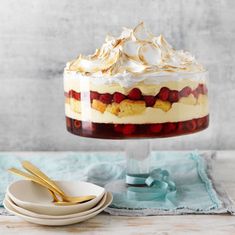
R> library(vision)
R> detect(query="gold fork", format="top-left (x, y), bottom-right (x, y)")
top-left (8, 167), bottom-right (95, 205)
top-left (21, 161), bottom-right (96, 203)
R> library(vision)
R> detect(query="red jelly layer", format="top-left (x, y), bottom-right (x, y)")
top-left (65, 115), bottom-right (209, 139)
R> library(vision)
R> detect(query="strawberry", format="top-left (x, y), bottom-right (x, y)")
top-left (90, 91), bottom-right (100, 101)
top-left (168, 90), bottom-right (179, 103)
top-left (180, 87), bottom-right (192, 97)
top-left (149, 124), bottom-right (162, 133)
top-left (114, 124), bottom-right (123, 133)
top-left (185, 120), bottom-right (197, 131)
top-left (128, 88), bottom-right (142, 100)
top-left (163, 123), bottom-right (176, 134)
top-left (158, 87), bottom-right (170, 101)
top-left (122, 124), bottom-right (136, 135)
top-left (113, 92), bottom-right (126, 103)
top-left (144, 96), bottom-right (156, 107)
top-left (99, 93), bottom-right (113, 104)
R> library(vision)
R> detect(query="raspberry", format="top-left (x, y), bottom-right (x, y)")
top-left (122, 124), bottom-right (136, 135)
top-left (114, 124), bottom-right (123, 133)
top-left (92, 123), bottom-right (97, 131)
top-left (113, 92), bottom-right (126, 103)
top-left (196, 84), bottom-right (204, 94)
top-left (149, 124), bottom-right (162, 133)
top-left (74, 120), bottom-right (81, 129)
top-left (158, 87), bottom-right (170, 101)
top-left (74, 91), bottom-right (80, 100)
top-left (90, 91), bottom-right (100, 101)
top-left (144, 96), bottom-right (156, 107)
top-left (99, 93), bottom-right (113, 104)
top-left (197, 84), bottom-right (208, 95)
top-left (180, 87), bottom-right (192, 97)
top-left (185, 120), bottom-right (197, 131)
top-left (168, 90), bottom-right (179, 103)
top-left (68, 90), bottom-right (73, 97)
top-left (69, 90), bottom-right (80, 100)
top-left (163, 123), bottom-right (176, 134)
top-left (196, 117), bottom-right (205, 128)
top-left (128, 88), bottom-right (142, 100)
top-left (177, 122), bottom-right (185, 132)
top-left (66, 117), bottom-right (71, 128)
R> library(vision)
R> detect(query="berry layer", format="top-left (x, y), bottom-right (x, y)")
top-left (65, 115), bottom-right (209, 139)
top-left (64, 84), bottom-right (208, 124)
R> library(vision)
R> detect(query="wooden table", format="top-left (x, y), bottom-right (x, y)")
top-left (0, 151), bottom-right (235, 234)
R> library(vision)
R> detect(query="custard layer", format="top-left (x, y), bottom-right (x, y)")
top-left (65, 102), bottom-right (208, 124)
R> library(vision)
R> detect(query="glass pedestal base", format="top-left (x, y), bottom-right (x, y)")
top-left (105, 178), bottom-right (177, 211)
top-left (105, 140), bottom-right (176, 209)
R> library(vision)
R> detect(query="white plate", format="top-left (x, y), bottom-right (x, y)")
top-left (7, 180), bottom-right (105, 215)
top-left (5, 192), bottom-right (107, 219)
top-left (3, 192), bottom-right (113, 226)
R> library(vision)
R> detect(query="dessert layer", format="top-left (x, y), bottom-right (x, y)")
top-left (65, 100), bottom-right (208, 124)
top-left (64, 72), bottom-right (207, 95)
top-left (65, 115), bottom-right (209, 139)
top-left (65, 83), bottom-right (208, 104)
top-left (65, 23), bottom-right (205, 77)
top-left (66, 92), bottom-right (208, 116)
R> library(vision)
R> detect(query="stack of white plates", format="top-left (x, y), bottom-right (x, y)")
top-left (4, 180), bottom-right (112, 226)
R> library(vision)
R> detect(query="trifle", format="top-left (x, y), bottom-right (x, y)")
top-left (64, 23), bottom-right (209, 139)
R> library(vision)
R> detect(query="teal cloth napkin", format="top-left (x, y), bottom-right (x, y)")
top-left (0, 151), bottom-right (233, 215)
top-left (106, 151), bottom-right (224, 215)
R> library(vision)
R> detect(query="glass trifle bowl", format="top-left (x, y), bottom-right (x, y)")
top-left (63, 23), bottom-right (209, 207)
top-left (64, 71), bottom-right (208, 139)
top-left (64, 23), bottom-right (209, 139)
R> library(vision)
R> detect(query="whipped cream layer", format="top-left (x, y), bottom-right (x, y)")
top-left (65, 101), bottom-right (208, 124)
top-left (64, 71), bottom-right (207, 95)
top-left (65, 22), bottom-right (205, 84)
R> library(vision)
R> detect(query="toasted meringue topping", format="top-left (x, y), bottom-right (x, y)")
top-left (66, 22), bottom-right (204, 76)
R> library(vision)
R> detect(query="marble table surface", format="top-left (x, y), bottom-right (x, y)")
top-left (0, 151), bottom-right (235, 235)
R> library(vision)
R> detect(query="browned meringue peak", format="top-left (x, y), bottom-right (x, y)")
top-left (67, 22), bottom-right (204, 75)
